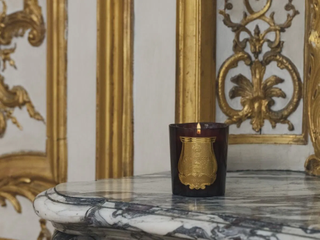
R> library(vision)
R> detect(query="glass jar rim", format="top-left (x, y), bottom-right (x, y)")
top-left (169, 122), bottom-right (229, 129)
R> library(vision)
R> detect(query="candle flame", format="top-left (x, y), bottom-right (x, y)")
top-left (197, 122), bottom-right (201, 135)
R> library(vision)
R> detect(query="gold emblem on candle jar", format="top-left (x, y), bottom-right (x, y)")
top-left (178, 137), bottom-right (217, 190)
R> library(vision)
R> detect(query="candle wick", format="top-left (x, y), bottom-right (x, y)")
top-left (197, 122), bottom-right (201, 135)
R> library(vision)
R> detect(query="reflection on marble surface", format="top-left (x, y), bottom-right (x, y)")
top-left (34, 171), bottom-right (320, 240)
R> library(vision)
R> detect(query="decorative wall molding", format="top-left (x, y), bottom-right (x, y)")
top-left (0, 0), bottom-right (45, 46)
top-left (175, 0), bottom-right (216, 123)
top-left (218, 0), bottom-right (302, 133)
top-left (0, 175), bottom-right (53, 213)
top-left (305, 0), bottom-right (320, 176)
top-left (0, 0), bottom-right (45, 136)
top-left (0, 0), bottom-right (67, 213)
top-left (96, 0), bottom-right (133, 179)
top-left (217, 0), bottom-right (307, 145)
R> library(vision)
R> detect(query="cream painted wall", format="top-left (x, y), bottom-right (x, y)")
top-left (67, 0), bottom-right (96, 182)
top-left (0, 0), bottom-right (97, 239)
top-left (133, 0), bottom-right (176, 175)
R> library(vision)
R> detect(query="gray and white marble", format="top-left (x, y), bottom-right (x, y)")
top-left (34, 171), bottom-right (320, 240)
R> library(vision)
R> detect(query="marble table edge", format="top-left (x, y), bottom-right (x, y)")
top-left (33, 185), bottom-right (320, 240)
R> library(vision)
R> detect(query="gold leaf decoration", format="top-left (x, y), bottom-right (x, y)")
top-left (0, 177), bottom-right (53, 213)
top-left (0, 74), bottom-right (44, 136)
top-left (217, 0), bottom-right (302, 132)
top-left (0, 44), bottom-right (17, 71)
top-left (305, 0), bottom-right (320, 176)
top-left (0, 0), bottom-right (45, 46)
top-left (37, 219), bottom-right (51, 240)
top-left (0, 0), bottom-right (45, 136)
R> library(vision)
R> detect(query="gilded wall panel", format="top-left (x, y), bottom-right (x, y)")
top-left (176, 0), bottom-right (320, 171)
top-left (0, 0), bottom-right (67, 232)
top-left (216, 0), bottom-right (307, 145)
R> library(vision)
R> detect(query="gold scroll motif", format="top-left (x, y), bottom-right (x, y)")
top-left (305, 0), bottom-right (320, 176)
top-left (178, 137), bottom-right (217, 190)
top-left (0, 0), bottom-right (45, 136)
top-left (0, 176), bottom-right (53, 213)
top-left (218, 0), bottom-right (302, 133)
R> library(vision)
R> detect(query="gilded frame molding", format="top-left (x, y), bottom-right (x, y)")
top-left (96, 0), bottom-right (133, 179)
top-left (176, 0), bottom-right (216, 123)
top-left (0, 0), bottom-right (67, 213)
top-left (176, 0), bottom-right (308, 145)
top-left (304, 0), bottom-right (320, 176)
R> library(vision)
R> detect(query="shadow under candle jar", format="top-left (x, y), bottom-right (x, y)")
top-left (169, 122), bottom-right (229, 197)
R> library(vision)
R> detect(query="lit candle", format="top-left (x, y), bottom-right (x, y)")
top-left (197, 122), bottom-right (201, 135)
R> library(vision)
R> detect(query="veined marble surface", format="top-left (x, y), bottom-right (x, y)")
top-left (34, 171), bottom-right (320, 240)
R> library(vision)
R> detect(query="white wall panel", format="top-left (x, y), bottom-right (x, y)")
top-left (67, 0), bottom-right (96, 182)
top-left (134, 0), bottom-right (176, 175)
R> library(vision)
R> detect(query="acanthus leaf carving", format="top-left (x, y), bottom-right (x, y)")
top-left (218, 0), bottom-right (302, 133)
top-left (0, 176), bottom-right (54, 213)
top-left (0, 0), bottom-right (45, 46)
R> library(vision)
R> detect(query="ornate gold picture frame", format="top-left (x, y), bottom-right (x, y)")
top-left (0, 0), bottom-right (67, 213)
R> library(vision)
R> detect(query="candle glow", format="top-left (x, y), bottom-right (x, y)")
top-left (197, 122), bottom-right (201, 135)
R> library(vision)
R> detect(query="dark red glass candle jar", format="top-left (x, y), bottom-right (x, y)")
top-left (169, 122), bottom-right (229, 197)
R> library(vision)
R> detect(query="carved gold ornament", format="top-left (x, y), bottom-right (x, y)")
top-left (0, 176), bottom-right (53, 213)
top-left (0, 176), bottom-right (53, 238)
top-left (305, 0), bottom-right (320, 176)
top-left (0, 0), bottom-right (45, 136)
top-left (37, 219), bottom-right (52, 240)
top-left (178, 137), bottom-right (217, 190)
top-left (218, 0), bottom-right (302, 132)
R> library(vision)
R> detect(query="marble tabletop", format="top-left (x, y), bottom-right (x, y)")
top-left (34, 171), bottom-right (320, 240)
